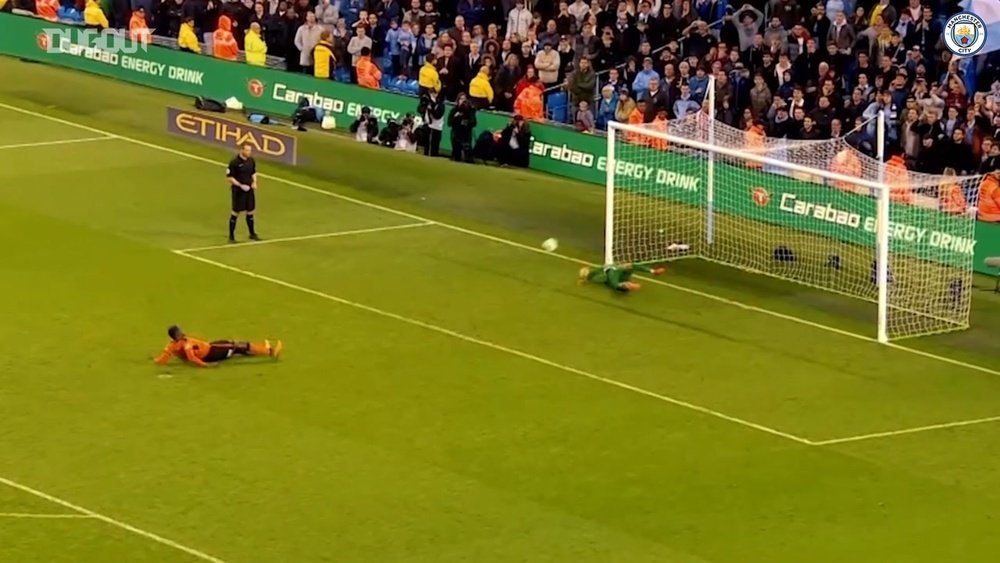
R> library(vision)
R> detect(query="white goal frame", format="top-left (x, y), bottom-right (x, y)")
top-left (607, 115), bottom-right (896, 343)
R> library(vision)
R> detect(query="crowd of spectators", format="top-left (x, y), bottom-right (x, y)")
top-left (14, 0), bottom-right (1000, 206)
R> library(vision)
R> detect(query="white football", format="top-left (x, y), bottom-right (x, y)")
top-left (541, 238), bottom-right (559, 252)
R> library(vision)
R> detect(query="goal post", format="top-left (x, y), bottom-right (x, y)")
top-left (605, 115), bottom-right (981, 343)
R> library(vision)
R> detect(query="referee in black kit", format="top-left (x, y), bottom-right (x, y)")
top-left (227, 142), bottom-right (260, 243)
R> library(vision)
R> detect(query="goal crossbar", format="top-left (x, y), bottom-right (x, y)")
top-left (609, 120), bottom-right (886, 192)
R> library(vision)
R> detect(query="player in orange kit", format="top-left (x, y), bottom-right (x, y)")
top-left (154, 325), bottom-right (282, 367)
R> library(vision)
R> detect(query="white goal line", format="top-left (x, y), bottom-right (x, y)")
top-left (177, 222), bottom-right (435, 253)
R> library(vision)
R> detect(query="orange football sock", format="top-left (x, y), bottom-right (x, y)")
top-left (249, 342), bottom-right (270, 356)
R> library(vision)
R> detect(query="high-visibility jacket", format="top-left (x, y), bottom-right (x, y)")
top-left (468, 68), bottom-right (494, 105)
top-left (212, 16), bottom-right (239, 61)
top-left (626, 108), bottom-right (644, 144)
top-left (648, 117), bottom-right (668, 150)
top-left (178, 21), bottom-right (201, 53)
top-left (978, 174), bottom-right (1000, 222)
top-left (83, 0), bottom-right (109, 28)
top-left (313, 40), bottom-right (334, 77)
top-left (245, 29), bottom-right (268, 66)
top-left (35, 0), bottom-right (58, 21)
top-left (356, 56), bottom-right (382, 88)
top-left (129, 12), bottom-right (151, 45)
top-left (939, 183), bottom-right (967, 214)
top-left (830, 149), bottom-right (863, 193)
top-left (885, 155), bottom-right (913, 204)
top-left (744, 124), bottom-right (765, 169)
top-left (177, 23), bottom-right (201, 53)
top-left (513, 84), bottom-right (544, 121)
top-left (418, 62), bottom-right (441, 93)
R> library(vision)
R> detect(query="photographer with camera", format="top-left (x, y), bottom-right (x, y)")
top-left (394, 114), bottom-right (419, 152)
top-left (418, 89), bottom-right (446, 157)
top-left (448, 92), bottom-right (477, 163)
top-left (349, 106), bottom-right (380, 144)
top-left (498, 115), bottom-right (531, 168)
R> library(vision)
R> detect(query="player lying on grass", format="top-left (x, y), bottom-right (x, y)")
top-left (154, 325), bottom-right (282, 368)
top-left (578, 263), bottom-right (665, 292)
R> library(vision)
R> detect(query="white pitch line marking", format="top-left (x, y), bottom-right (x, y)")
top-left (3, 102), bottom-right (996, 381)
top-left (813, 415), bottom-right (1000, 446)
top-left (0, 136), bottom-right (114, 150)
top-left (0, 512), bottom-right (96, 519)
top-left (0, 477), bottom-right (226, 562)
top-left (175, 249), bottom-right (815, 446)
top-left (179, 221), bottom-right (435, 253)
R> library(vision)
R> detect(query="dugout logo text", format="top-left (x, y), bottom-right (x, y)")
top-left (166, 108), bottom-right (298, 165)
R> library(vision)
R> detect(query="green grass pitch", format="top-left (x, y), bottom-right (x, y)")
top-left (4, 56), bottom-right (1000, 562)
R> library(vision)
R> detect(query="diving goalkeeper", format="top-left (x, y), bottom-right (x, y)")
top-left (578, 263), bottom-right (665, 292)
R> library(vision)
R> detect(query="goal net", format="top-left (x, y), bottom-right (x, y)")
top-left (606, 111), bottom-right (982, 343)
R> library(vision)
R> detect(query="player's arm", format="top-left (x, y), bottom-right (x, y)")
top-left (251, 172), bottom-right (258, 190)
top-left (630, 264), bottom-right (665, 275)
top-left (153, 345), bottom-right (174, 365)
top-left (182, 344), bottom-right (211, 368)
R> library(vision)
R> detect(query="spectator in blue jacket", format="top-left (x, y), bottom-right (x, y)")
top-left (386, 19), bottom-right (402, 73)
top-left (595, 84), bottom-right (618, 130)
top-left (688, 65), bottom-right (709, 103)
top-left (632, 56), bottom-right (659, 98)
top-left (673, 84), bottom-right (701, 119)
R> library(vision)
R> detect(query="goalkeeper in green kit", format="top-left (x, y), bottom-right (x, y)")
top-left (578, 263), bottom-right (665, 292)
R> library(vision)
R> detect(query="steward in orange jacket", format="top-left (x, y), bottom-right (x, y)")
top-left (647, 109), bottom-right (669, 150)
top-left (213, 15), bottom-right (239, 61)
top-left (626, 101), bottom-right (646, 145)
top-left (885, 153), bottom-right (913, 204)
top-left (35, 0), bottom-right (58, 21)
top-left (745, 121), bottom-right (765, 169)
top-left (938, 169), bottom-right (968, 214)
top-left (513, 83), bottom-right (544, 121)
top-left (978, 173), bottom-right (1000, 222)
top-left (129, 8), bottom-right (151, 45)
top-left (355, 47), bottom-right (382, 89)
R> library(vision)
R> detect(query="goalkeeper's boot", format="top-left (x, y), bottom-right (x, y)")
top-left (651, 267), bottom-right (666, 276)
top-left (623, 282), bottom-right (641, 291)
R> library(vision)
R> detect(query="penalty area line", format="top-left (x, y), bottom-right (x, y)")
top-left (174, 250), bottom-right (816, 446)
top-left (3, 102), bottom-right (998, 380)
top-left (812, 414), bottom-right (1000, 446)
top-left (178, 222), bottom-right (436, 253)
top-left (0, 476), bottom-right (226, 562)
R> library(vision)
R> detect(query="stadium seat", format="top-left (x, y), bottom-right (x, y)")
top-left (58, 6), bottom-right (83, 22)
top-left (380, 72), bottom-right (394, 90)
top-left (334, 67), bottom-right (351, 83)
top-left (404, 79), bottom-right (419, 95)
top-left (546, 91), bottom-right (569, 124)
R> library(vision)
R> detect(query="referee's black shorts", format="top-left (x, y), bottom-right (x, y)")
top-left (231, 188), bottom-right (256, 213)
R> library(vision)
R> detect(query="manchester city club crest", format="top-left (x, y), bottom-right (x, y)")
top-left (944, 12), bottom-right (988, 55)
